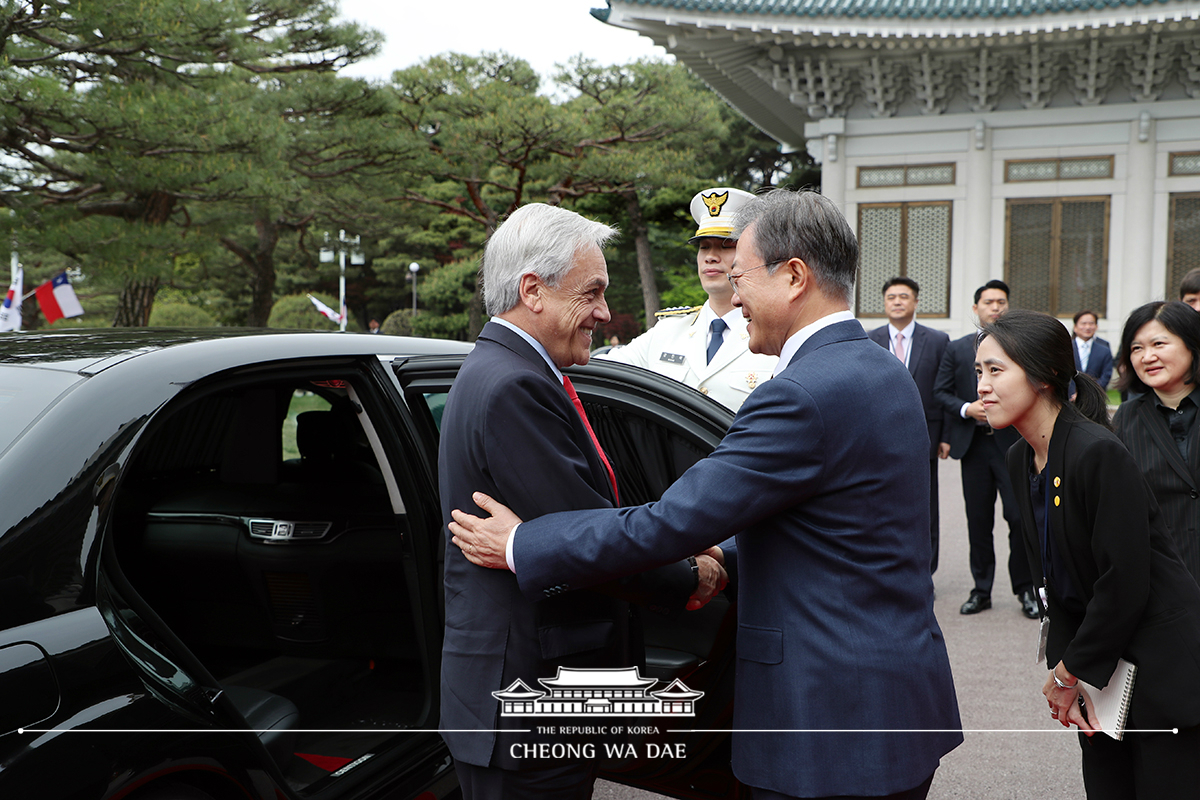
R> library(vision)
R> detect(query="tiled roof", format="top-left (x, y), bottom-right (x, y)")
top-left (603, 0), bottom-right (1177, 20)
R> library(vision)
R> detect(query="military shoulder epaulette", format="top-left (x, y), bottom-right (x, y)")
top-left (654, 305), bottom-right (702, 319)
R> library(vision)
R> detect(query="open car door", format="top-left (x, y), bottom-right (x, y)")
top-left (393, 354), bottom-right (744, 800)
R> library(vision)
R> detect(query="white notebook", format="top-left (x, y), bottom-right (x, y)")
top-left (1077, 658), bottom-right (1137, 741)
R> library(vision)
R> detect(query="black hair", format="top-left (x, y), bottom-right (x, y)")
top-left (1072, 309), bottom-right (1097, 326)
top-left (973, 279), bottom-right (1010, 305)
top-left (1179, 268), bottom-right (1200, 299)
top-left (882, 276), bottom-right (919, 296)
top-left (1117, 301), bottom-right (1200, 396)
top-left (978, 309), bottom-right (1110, 429)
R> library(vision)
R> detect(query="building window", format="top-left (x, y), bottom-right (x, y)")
top-left (856, 202), bottom-right (951, 317)
top-left (1005, 157), bottom-right (1113, 182)
top-left (1005, 197), bottom-right (1109, 317)
top-left (1171, 153), bottom-right (1200, 177)
top-left (857, 163), bottom-right (955, 188)
top-left (1168, 193), bottom-right (1200, 294)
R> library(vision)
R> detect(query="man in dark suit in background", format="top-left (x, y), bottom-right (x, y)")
top-left (450, 190), bottom-right (963, 800)
top-left (935, 279), bottom-right (1038, 619)
top-left (869, 277), bottom-right (950, 573)
top-left (437, 202), bottom-right (725, 800)
top-left (1071, 310), bottom-right (1113, 390)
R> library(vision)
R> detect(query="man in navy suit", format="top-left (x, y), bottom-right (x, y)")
top-left (868, 277), bottom-right (949, 573)
top-left (934, 280), bottom-right (1037, 619)
top-left (450, 190), bottom-right (962, 800)
top-left (1071, 310), bottom-right (1113, 389)
top-left (437, 203), bottom-right (725, 799)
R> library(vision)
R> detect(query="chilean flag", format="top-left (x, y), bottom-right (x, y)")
top-left (0, 268), bottom-right (21, 332)
top-left (35, 272), bottom-right (85, 324)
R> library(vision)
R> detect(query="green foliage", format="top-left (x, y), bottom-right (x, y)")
top-left (149, 303), bottom-right (218, 328)
top-left (268, 292), bottom-right (343, 330)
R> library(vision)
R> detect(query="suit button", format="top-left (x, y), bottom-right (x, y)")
top-left (699, 387), bottom-right (709, 395)
top-left (1191, 490), bottom-right (1198, 499)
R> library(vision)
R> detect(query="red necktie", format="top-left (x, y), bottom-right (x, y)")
top-left (562, 375), bottom-right (619, 504)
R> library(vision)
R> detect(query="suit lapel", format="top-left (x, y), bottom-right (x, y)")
top-left (1135, 398), bottom-right (1197, 489)
top-left (906, 324), bottom-right (925, 378)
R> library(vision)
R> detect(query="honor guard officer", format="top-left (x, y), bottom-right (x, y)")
top-left (601, 187), bottom-right (778, 411)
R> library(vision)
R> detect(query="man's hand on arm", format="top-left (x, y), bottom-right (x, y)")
top-left (965, 399), bottom-right (989, 423)
top-left (450, 492), bottom-right (522, 570)
top-left (687, 552), bottom-right (729, 611)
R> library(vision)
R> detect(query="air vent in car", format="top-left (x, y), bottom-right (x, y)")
top-left (247, 519), bottom-right (332, 542)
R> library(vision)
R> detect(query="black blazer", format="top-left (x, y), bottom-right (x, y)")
top-left (934, 332), bottom-right (1021, 459)
top-left (1112, 393), bottom-right (1200, 582)
top-left (1074, 336), bottom-right (1114, 390)
top-left (437, 322), bottom-right (695, 769)
top-left (1007, 412), bottom-right (1200, 729)
top-left (868, 322), bottom-right (950, 460)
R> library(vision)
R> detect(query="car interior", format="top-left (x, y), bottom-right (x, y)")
top-left (108, 371), bottom-right (425, 792)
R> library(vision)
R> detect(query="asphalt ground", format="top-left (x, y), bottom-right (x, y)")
top-left (596, 455), bottom-right (1087, 800)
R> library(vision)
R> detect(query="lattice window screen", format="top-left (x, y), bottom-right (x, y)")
top-left (1168, 194), bottom-right (1200, 293)
top-left (1008, 161), bottom-right (1059, 182)
top-left (858, 205), bottom-right (902, 316)
top-left (859, 167), bottom-right (905, 187)
top-left (1007, 201), bottom-right (1054, 311)
top-left (1059, 159), bottom-right (1112, 180)
top-left (905, 204), bottom-right (951, 315)
top-left (1007, 198), bottom-right (1108, 316)
top-left (1058, 200), bottom-right (1107, 315)
top-left (906, 165), bottom-right (955, 185)
top-left (857, 202), bottom-right (950, 317)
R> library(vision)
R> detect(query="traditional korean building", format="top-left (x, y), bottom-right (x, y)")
top-left (594, 0), bottom-right (1200, 339)
top-left (492, 667), bottom-right (704, 716)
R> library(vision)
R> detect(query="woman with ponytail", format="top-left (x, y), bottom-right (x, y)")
top-left (977, 309), bottom-right (1200, 798)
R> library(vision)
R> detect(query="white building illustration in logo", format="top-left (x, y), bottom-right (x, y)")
top-left (492, 667), bottom-right (704, 717)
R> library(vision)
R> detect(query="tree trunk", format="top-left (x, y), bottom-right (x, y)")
top-left (220, 211), bottom-right (280, 327)
top-left (625, 191), bottom-right (660, 327)
top-left (112, 276), bottom-right (160, 327)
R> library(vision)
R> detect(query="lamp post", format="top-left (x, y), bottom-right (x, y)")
top-left (408, 262), bottom-right (420, 315)
top-left (319, 230), bottom-right (364, 331)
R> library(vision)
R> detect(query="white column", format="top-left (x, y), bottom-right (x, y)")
top-left (963, 121), bottom-right (993, 310)
top-left (1121, 113), bottom-right (1156, 321)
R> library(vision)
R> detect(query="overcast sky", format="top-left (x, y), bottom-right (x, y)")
top-left (334, 0), bottom-right (670, 82)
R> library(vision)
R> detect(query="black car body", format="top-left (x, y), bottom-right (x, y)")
top-left (0, 329), bottom-right (742, 800)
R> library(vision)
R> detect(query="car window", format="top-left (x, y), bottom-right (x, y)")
top-left (422, 391), bottom-right (448, 431)
top-left (0, 367), bottom-right (83, 456)
top-left (282, 390), bottom-right (332, 460)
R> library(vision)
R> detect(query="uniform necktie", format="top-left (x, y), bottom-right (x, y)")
top-left (707, 318), bottom-right (727, 364)
top-left (894, 332), bottom-right (906, 363)
top-left (562, 375), bottom-right (619, 504)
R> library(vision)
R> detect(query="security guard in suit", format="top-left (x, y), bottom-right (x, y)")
top-left (602, 187), bottom-right (777, 411)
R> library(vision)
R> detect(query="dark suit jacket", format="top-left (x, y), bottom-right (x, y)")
top-left (437, 321), bottom-right (695, 769)
top-left (1112, 393), bottom-right (1200, 582)
top-left (868, 322), bottom-right (950, 459)
top-left (1007, 412), bottom-right (1200, 730)
top-left (513, 320), bottom-right (962, 797)
top-left (935, 332), bottom-right (1021, 459)
top-left (1074, 336), bottom-right (1114, 390)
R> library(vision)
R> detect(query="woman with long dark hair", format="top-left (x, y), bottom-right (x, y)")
top-left (1112, 301), bottom-right (1200, 584)
top-left (977, 308), bottom-right (1200, 798)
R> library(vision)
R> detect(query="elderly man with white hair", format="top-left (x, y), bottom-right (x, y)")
top-left (437, 202), bottom-right (726, 800)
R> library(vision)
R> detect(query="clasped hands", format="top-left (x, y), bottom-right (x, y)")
top-left (449, 491), bottom-right (729, 611)
top-left (1043, 661), bottom-right (1101, 736)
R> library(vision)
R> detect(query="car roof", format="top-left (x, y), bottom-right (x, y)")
top-left (0, 328), bottom-right (473, 375)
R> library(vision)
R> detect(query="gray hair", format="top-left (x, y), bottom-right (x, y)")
top-left (731, 189), bottom-right (859, 305)
top-left (482, 203), bottom-right (618, 315)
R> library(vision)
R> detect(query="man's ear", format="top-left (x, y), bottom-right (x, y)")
top-left (518, 273), bottom-right (544, 313)
top-left (785, 257), bottom-right (810, 300)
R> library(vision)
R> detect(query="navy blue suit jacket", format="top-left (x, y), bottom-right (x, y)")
top-left (513, 320), bottom-right (963, 796)
top-left (438, 321), bottom-right (695, 769)
top-left (1073, 336), bottom-right (1114, 390)
top-left (868, 322), bottom-right (950, 460)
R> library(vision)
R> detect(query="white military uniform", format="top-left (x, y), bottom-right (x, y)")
top-left (601, 302), bottom-right (777, 411)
